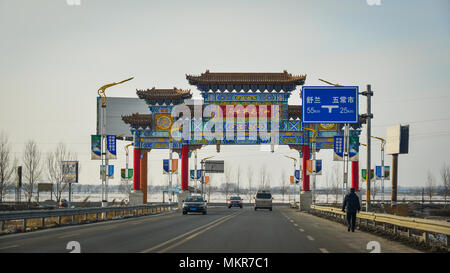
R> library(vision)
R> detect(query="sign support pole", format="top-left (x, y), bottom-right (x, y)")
top-left (364, 84), bottom-right (373, 212)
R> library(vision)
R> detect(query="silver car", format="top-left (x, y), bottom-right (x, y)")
top-left (254, 191), bottom-right (273, 211)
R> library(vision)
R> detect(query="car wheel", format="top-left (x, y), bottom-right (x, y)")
top-left (183, 211), bottom-right (187, 215)
top-left (269, 208), bottom-right (272, 211)
top-left (203, 211), bottom-right (207, 215)
top-left (254, 207), bottom-right (257, 211)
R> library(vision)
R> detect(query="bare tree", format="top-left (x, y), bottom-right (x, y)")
top-left (259, 164), bottom-right (269, 190)
top-left (223, 164), bottom-right (232, 201)
top-left (235, 165), bottom-right (241, 196)
top-left (280, 170), bottom-right (287, 203)
top-left (0, 132), bottom-right (16, 202)
top-left (23, 140), bottom-right (42, 204)
top-left (247, 165), bottom-right (254, 203)
top-left (331, 164), bottom-right (341, 203)
top-left (440, 163), bottom-right (450, 207)
top-left (325, 174), bottom-right (330, 204)
top-left (425, 171), bottom-right (435, 203)
top-left (46, 142), bottom-right (78, 202)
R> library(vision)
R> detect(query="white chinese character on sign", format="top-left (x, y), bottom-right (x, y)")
top-left (314, 97), bottom-right (321, 104)
top-left (332, 97), bottom-right (339, 103)
top-left (348, 96), bottom-right (354, 103)
top-left (340, 96), bottom-right (347, 103)
top-left (307, 96), bottom-right (314, 104)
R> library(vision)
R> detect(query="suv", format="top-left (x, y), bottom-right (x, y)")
top-left (254, 191), bottom-right (272, 211)
top-left (228, 196), bottom-right (243, 208)
top-left (182, 195), bottom-right (207, 215)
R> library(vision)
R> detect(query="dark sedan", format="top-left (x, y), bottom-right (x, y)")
top-left (182, 195), bottom-right (207, 215)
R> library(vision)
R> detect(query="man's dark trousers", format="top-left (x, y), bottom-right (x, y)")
top-left (346, 211), bottom-right (357, 232)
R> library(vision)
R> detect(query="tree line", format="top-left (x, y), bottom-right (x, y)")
top-left (0, 131), bottom-right (79, 203)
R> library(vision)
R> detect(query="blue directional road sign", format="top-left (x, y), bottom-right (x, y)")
top-left (302, 86), bottom-right (359, 124)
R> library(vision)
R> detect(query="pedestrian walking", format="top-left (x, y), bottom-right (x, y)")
top-left (342, 188), bottom-right (361, 232)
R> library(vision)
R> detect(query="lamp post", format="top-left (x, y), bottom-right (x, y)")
top-left (124, 143), bottom-right (133, 200)
top-left (200, 156), bottom-right (215, 199)
top-left (97, 77), bottom-right (134, 205)
top-left (371, 136), bottom-right (386, 202)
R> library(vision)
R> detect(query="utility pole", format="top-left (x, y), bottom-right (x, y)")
top-left (360, 84), bottom-right (373, 212)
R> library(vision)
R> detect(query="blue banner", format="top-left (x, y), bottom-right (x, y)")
top-left (106, 135), bottom-right (117, 159)
top-left (163, 159), bottom-right (170, 173)
top-left (294, 170), bottom-right (300, 180)
top-left (190, 170), bottom-right (202, 179)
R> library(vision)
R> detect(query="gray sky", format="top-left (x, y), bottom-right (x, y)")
top-left (0, 0), bottom-right (449, 189)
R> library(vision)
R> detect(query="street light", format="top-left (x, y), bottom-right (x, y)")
top-left (284, 155), bottom-right (297, 204)
top-left (124, 143), bottom-right (133, 199)
top-left (200, 156), bottom-right (215, 199)
top-left (97, 77), bottom-right (134, 205)
top-left (371, 136), bottom-right (386, 202)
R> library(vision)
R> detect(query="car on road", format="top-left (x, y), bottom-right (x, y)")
top-left (228, 196), bottom-right (243, 208)
top-left (182, 195), bottom-right (207, 215)
top-left (254, 191), bottom-right (272, 211)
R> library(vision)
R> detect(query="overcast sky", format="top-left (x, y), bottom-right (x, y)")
top-left (0, 0), bottom-right (449, 190)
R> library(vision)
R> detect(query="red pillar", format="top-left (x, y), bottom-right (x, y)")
top-left (302, 145), bottom-right (310, 191)
top-left (140, 150), bottom-right (148, 203)
top-left (133, 148), bottom-right (141, 191)
top-left (352, 161), bottom-right (359, 191)
top-left (181, 145), bottom-right (189, 192)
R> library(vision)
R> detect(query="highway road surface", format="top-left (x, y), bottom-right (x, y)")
top-left (0, 205), bottom-right (420, 253)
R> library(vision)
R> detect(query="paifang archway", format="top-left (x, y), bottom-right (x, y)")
top-left (122, 70), bottom-right (365, 205)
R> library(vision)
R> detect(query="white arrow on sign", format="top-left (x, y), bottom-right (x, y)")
top-left (321, 105), bottom-right (339, 113)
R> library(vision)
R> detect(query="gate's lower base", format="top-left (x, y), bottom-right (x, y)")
top-left (299, 191), bottom-right (312, 211)
top-left (129, 190), bottom-right (144, 206)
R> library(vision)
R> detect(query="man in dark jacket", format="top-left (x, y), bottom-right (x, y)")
top-left (342, 188), bottom-right (361, 232)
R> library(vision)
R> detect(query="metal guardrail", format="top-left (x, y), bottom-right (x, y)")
top-left (0, 203), bottom-right (178, 232)
top-left (310, 205), bottom-right (450, 247)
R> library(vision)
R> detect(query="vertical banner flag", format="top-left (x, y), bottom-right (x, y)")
top-left (361, 169), bottom-right (375, 181)
top-left (91, 135), bottom-right (101, 160)
top-left (106, 135), bottom-right (117, 159)
top-left (190, 170), bottom-right (202, 180)
top-left (375, 166), bottom-right (390, 180)
top-left (62, 161), bottom-right (78, 183)
top-left (294, 170), bottom-right (300, 180)
top-left (205, 176), bottom-right (210, 184)
top-left (306, 160), bottom-right (322, 175)
top-left (349, 136), bottom-right (359, 161)
top-left (163, 159), bottom-right (170, 174)
top-left (333, 136), bottom-right (344, 161)
top-left (334, 136), bottom-right (359, 161)
top-left (121, 169), bottom-right (133, 181)
top-left (290, 176), bottom-right (295, 185)
top-left (172, 159), bottom-right (178, 173)
top-left (100, 165), bottom-right (114, 179)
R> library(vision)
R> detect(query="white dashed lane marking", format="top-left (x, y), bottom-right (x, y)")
top-left (0, 244), bottom-right (19, 250)
top-left (319, 248), bottom-right (329, 253)
top-left (307, 235), bottom-right (315, 241)
top-left (299, 229), bottom-right (304, 232)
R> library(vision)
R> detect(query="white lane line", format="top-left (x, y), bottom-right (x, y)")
top-left (299, 229), bottom-right (305, 232)
top-left (319, 248), bottom-right (329, 253)
top-left (58, 233), bottom-right (80, 239)
top-left (290, 220), bottom-right (294, 223)
top-left (0, 244), bottom-right (19, 250)
top-left (307, 235), bottom-right (315, 241)
top-left (293, 223), bottom-right (298, 227)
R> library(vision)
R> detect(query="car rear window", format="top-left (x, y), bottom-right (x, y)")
top-left (186, 196), bottom-right (204, 202)
top-left (256, 193), bottom-right (272, 199)
top-left (230, 197), bottom-right (241, 200)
